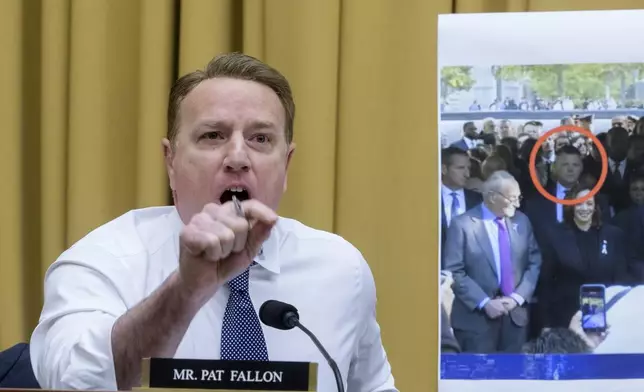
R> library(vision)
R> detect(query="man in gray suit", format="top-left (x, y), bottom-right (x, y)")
top-left (444, 170), bottom-right (542, 353)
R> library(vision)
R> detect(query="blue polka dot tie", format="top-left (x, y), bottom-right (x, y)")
top-left (220, 265), bottom-right (269, 361)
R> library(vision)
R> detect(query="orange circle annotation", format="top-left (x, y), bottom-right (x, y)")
top-left (528, 125), bottom-right (608, 206)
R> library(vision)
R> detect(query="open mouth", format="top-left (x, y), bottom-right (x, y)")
top-left (219, 187), bottom-right (250, 204)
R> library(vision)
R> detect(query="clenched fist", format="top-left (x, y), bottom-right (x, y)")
top-left (177, 199), bottom-right (278, 303)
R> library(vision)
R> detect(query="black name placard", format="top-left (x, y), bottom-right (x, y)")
top-left (140, 358), bottom-right (317, 391)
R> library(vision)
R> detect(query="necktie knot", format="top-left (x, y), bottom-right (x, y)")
top-left (449, 192), bottom-right (461, 220)
top-left (228, 269), bottom-right (250, 293)
top-left (227, 262), bottom-right (258, 293)
top-left (495, 217), bottom-right (506, 230)
top-left (614, 162), bottom-right (621, 173)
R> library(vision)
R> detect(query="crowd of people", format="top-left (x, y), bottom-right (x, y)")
top-left (462, 96), bottom-right (626, 112)
top-left (439, 113), bottom-right (644, 355)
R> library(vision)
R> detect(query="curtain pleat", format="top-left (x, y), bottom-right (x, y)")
top-left (136, 0), bottom-right (176, 208)
top-left (0, 0), bottom-right (25, 347)
top-left (178, 0), bottom-right (238, 75)
top-left (334, 2), bottom-right (437, 386)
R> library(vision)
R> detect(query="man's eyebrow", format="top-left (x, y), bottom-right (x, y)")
top-left (196, 121), bottom-right (230, 130)
top-left (248, 120), bottom-right (277, 130)
top-left (195, 120), bottom-right (277, 131)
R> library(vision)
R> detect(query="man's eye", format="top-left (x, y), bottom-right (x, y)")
top-left (203, 132), bottom-right (223, 140)
top-left (253, 134), bottom-right (269, 143)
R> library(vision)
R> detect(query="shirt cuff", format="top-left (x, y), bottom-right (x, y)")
top-left (510, 293), bottom-right (525, 306)
top-left (478, 297), bottom-right (490, 310)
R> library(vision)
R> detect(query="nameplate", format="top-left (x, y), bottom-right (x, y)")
top-left (139, 358), bottom-right (317, 391)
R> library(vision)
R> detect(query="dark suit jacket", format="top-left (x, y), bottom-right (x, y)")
top-left (450, 139), bottom-right (469, 151)
top-left (616, 206), bottom-right (644, 282)
top-left (538, 223), bottom-right (630, 328)
top-left (440, 189), bottom-right (483, 268)
top-left (0, 343), bottom-right (40, 388)
top-left (601, 161), bottom-right (636, 214)
top-left (444, 205), bottom-right (542, 333)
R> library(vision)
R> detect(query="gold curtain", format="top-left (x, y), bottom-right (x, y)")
top-left (1, 0), bottom-right (642, 391)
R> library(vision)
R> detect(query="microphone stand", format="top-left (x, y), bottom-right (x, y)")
top-left (292, 319), bottom-right (345, 392)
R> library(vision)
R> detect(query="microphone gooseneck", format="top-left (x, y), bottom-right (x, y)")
top-left (259, 300), bottom-right (346, 392)
top-left (292, 319), bottom-right (345, 392)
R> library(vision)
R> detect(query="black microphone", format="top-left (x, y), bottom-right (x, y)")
top-left (259, 300), bottom-right (345, 392)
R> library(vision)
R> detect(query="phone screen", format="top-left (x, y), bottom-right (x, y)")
top-left (580, 284), bottom-right (607, 333)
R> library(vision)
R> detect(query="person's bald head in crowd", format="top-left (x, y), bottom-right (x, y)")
top-left (482, 118), bottom-right (497, 136)
top-left (481, 170), bottom-right (521, 218)
top-left (612, 115), bottom-right (626, 129)
top-left (499, 120), bottom-right (514, 138)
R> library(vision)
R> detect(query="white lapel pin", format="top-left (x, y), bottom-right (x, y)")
top-left (601, 240), bottom-right (608, 255)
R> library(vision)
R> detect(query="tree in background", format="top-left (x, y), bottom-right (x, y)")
top-left (494, 63), bottom-right (644, 105)
top-left (440, 66), bottom-right (475, 99)
top-left (494, 65), bottom-right (567, 98)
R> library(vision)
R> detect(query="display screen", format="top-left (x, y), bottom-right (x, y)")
top-left (581, 285), bottom-right (607, 332)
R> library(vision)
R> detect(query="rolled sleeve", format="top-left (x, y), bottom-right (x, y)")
top-left (30, 250), bottom-right (129, 390)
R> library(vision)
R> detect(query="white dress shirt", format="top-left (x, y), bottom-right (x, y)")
top-left (463, 137), bottom-right (478, 149)
top-left (555, 182), bottom-right (569, 222)
top-left (29, 206), bottom-right (397, 392)
top-left (442, 185), bottom-right (466, 226)
top-left (609, 158), bottom-right (626, 178)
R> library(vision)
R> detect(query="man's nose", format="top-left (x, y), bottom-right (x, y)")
top-left (223, 136), bottom-right (251, 172)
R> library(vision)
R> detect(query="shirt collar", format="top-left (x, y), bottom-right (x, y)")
top-left (480, 203), bottom-right (497, 221)
top-left (464, 136), bottom-right (477, 146)
top-left (556, 182), bottom-right (569, 193)
top-left (442, 184), bottom-right (463, 198)
top-left (609, 157), bottom-right (624, 167)
top-left (169, 206), bottom-right (281, 275)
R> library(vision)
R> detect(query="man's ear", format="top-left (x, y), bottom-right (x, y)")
top-left (162, 138), bottom-right (176, 191)
top-left (441, 164), bottom-right (448, 177)
top-left (283, 142), bottom-right (296, 192)
top-left (286, 142), bottom-right (296, 168)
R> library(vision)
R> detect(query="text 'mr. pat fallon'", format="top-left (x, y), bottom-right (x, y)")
top-left (173, 368), bottom-right (284, 383)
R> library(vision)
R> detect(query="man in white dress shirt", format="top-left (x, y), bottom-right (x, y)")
top-left (440, 147), bottom-right (482, 267)
top-left (29, 53), bottom-right (397, 392)
top-left (450, 121), bottom-right (480, 151)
